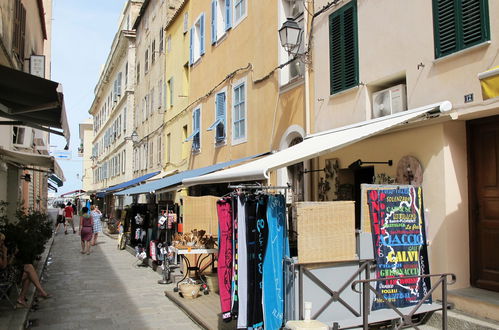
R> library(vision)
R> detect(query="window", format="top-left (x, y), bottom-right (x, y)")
top-left (168, 78), bottom-right (174, 107)
top-left (167, 35), bottom-right (172, 52)
top-left (183, 12), bottom-right (189, 33)
top-left (151, 40), bottom-right (156, 64)
top-left (122, 150), bottom-right (126, 174)
top-left (158, 135), bottom-right (163, 165)
top-left (233, 0), bottom-right (246, 26)
top-left (163, 80), bottom-right (167, 110)
top-left (123, 107), bottom-right (127, 133)
top-left (145, 49), bottom-right (149, 72)
top-left (433, 0), bottom-right (490, 59)
top-left (159, 27), bottom-right (164, 53)
top-left (211, 0), bottom-right (232, 44)
top-left (183, 63), bottom-right (189, 96)
top-left (232, 80), bottom-right (246, 143)
top-left (166, 133), bottom-right (171, 163)
top-left (329, 0), bottom-right (358, 94)
top-left (136, 63), bottom-right (140, 84)
top-left (151, 88), bottom-right (155, 114)
top-left (142, 96), bottom-right (147, 122)
top-left (186, 107), bottom-right (201, 151)
top-left (208, 91), bottom-right (226, 143)
top-left (279, 1), bottom-right (305, 85)
top-left (182, 125), bottom-right (189, 159)
top-left (189, 14), bottom-right (206, 65)
top-left (158, 79), bottom-right (163, 111)
top-left (12, 0), bottom-right (26, 64)
top-left (125, 62), bottom-right (128, 87)
top-left (149, 140), bottom-right (154, 168)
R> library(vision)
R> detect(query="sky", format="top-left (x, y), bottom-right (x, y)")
top-left (50, 0), bottom-right (128, 195)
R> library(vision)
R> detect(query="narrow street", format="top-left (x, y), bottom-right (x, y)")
top-left (26, 220), bottom-right (201, 330)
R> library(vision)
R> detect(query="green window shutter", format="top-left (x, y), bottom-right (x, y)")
top-left (329, 1), bottom-right (358, 95)
top-left (461, 0), bottom-right (489, 48)
top-left (433, 0), bottom-right (489, 59)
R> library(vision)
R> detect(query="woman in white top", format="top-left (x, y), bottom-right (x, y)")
top-left (90, 205), bottom-right (103, 246)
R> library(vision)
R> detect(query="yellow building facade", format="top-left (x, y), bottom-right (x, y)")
top-left (183, 0), bottom-right (306, 187)
top-left (162, 1), bottom-right (191, 177)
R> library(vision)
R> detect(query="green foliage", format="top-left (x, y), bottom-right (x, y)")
top-left (0, 201), bottom-right (52, 264)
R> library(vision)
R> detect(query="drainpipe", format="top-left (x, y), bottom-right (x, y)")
top-left (303, 1), bottom-right (312, 201)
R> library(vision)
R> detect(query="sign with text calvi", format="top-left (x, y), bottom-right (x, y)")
top-left (367, 186), bottom-right (431, 310)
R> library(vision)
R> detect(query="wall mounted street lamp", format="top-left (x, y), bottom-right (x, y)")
top-left (124, 130), bottom-right (139, 143)
top-left (348, 159), bottom-right (393, 170)
top-left (279, 18), bottom-right (303, 54)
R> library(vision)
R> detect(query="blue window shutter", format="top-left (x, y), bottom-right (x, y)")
top-left (189, 27), bottom-right (194, 65)
top-left (211, 0), bottom-right (217, 44)
top-left (216, 92), bottom-right (225, 119)
top-left (200, 13), bottom-right (206, 55)
top-left (225, 0), bottom-right (232, 30)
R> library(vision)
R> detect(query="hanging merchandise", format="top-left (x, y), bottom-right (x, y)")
top-left (263, 194), bottom-right (289, 329)
top-left (135, 214), bottom-right (144, 225)
top-left (214, 186), bottom-right (290, 330)
top-left (216, 198), bottom-right (234, 322)
top-left (158, 214), bottom-right (167, 229)
top-left (236, 195), bottom-right (248, 329)
top-left (150, 240), bottom-right (158, 261)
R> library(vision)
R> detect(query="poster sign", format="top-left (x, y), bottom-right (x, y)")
top-left (367, 186), bottom-right (431, 310)
top-left (30, 55), bottom-right (45, 78)
top-left (51, 150), bottom-right (72, 160)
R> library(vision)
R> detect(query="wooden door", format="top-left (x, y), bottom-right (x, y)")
top-left (468, 116), bottom-right (499, 292)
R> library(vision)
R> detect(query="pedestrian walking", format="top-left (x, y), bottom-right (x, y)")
top-left (90, 205), bottom-right (102, 246)
top-left (55, 204), bottom-right (65, 235)
top-left (64, 202), bottom-right (76, 234)
top-left (79, 207), bottom-right (94, 255)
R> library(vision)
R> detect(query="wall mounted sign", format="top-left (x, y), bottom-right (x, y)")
top-left (30, 55), bottom-right (45, 78)
top-left (367, 186), bottom-right (431, 310)
top-left (396, 156), bottom-right (423, 186)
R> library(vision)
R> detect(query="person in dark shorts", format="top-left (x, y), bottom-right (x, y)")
top-left (55, 204), bottom-right (65, 235)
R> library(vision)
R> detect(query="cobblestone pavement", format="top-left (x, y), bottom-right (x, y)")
top-left (26, 222), bottom-right (201, 330)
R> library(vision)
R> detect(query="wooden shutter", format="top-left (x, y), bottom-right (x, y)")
top-left (200, 14), bottom-right (206, 55)
top-left (226, 0), bottom-right (232, 30)
top-left (329, 1), bottom-right (358, 95)
top-left (216, 92), bottom-right (226, 141)
top-left (211, 0), bottom-right (217, 44)
top-left (12, 0), bottom-right (26, 63)
top-left (433, 0), bottom-right (489, 58)
top-left (189, 27), bottom-right (194, 64)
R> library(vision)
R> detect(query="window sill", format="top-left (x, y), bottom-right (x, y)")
top-left (191, 56), bottom-right (202, 68)
top-left (213, 32), bottom-right (228, 47)
top-left (231, 137), bottom-right (247, 146)
top-left (329, 84), bottom-right (361, 99)
top-left (215, 139), bottom-right (226, 147)
top-left (280, 76), bottom-right (305, 94)
top-left (433, 41), bottom-right (491, 64)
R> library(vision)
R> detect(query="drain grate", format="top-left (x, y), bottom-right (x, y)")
top-left (25, 318), bottom-right (39, 328)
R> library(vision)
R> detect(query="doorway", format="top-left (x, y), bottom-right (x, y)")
top-left (468, 116), bottom-right (499, 292)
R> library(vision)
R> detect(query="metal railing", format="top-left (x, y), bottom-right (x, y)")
top-left (351, 273), bottom-right (456, 330)
top-left (298, 260), bottom-right (374, 320)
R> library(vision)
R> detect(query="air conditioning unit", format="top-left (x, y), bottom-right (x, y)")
top-left (371, 84), bottom-right (407, 119)
top-left (12, 126), bottom-right (34, 149)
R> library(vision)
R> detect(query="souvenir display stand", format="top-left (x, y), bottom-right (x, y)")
top-left (171, 196), bottom-right (220, 295)
top-left (171, 247), bottom-right (218, 294)
top-left (284, 184), bottom-right (452, 329)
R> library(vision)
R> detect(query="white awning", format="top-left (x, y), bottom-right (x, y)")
top-left (182, 101), bottom-right (452, 186)
top-left (0, 147), bottom-right (56, 171)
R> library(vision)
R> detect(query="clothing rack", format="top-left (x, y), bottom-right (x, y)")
top-left (227, 184), bottom-right (292, 190)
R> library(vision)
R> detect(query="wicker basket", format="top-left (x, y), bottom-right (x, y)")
top-left (179, 282), bottom-right (201, 299)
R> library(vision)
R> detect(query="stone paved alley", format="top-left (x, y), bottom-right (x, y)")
top-left (24, 223), bottom-right (201, 330)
